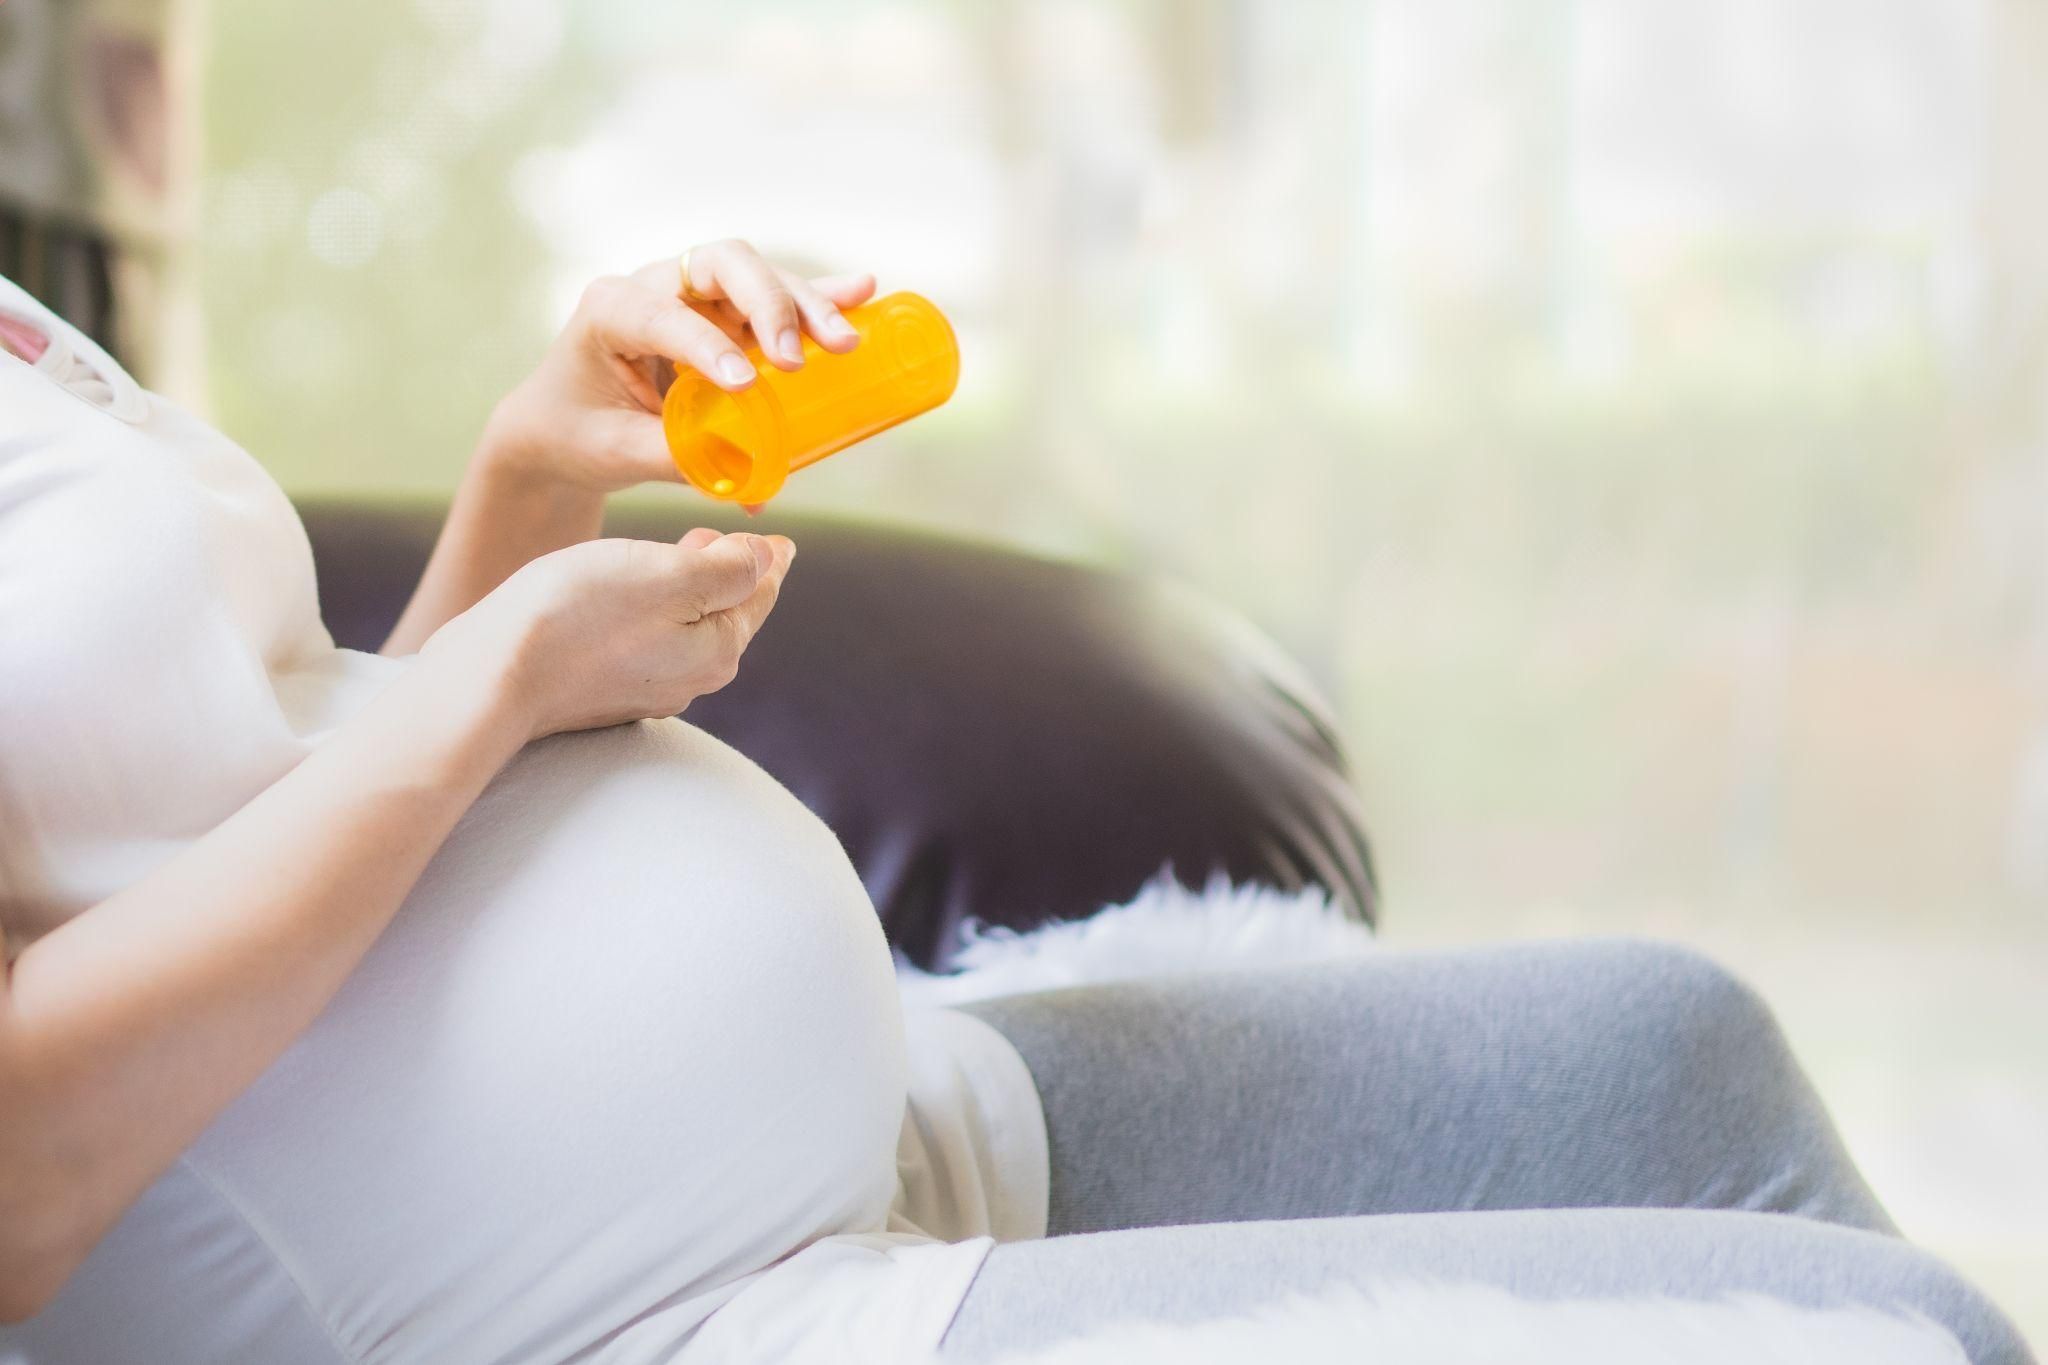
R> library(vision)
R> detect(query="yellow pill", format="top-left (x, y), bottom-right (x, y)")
top-left (712, 478), bottom-right (736, 495)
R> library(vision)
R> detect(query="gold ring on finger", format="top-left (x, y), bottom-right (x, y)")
top-left (678, 248), bottom-right (715, 304)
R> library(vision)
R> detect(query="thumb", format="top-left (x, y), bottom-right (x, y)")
top-left (616, 410), bottom-right (685, 485)
top-left (674, 533), bottom-right (773, 617)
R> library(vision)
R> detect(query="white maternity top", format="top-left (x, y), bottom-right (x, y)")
top-left (0, 275), bottom-right (1047, 1364)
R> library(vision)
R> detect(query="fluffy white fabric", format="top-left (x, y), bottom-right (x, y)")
top-left (975, 1280), bottom-right (1968, 1365)
top-left (896, 872), bottom-right (1375, 1006)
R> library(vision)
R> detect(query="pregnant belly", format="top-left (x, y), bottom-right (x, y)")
top-left (188, 719), bottom-right (910, 1363)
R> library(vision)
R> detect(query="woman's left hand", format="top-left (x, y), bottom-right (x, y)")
top-left (479, 243), bottom-right (876, 493)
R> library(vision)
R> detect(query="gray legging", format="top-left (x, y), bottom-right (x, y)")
top-left (942, 939), bottom-right (2034, 1365)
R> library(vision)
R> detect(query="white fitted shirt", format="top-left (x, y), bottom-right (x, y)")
top-left (0, 275), bottom-right (1045, 1365)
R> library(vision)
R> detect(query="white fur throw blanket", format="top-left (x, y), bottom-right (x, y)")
top-left (978, 1282), bottom-right (1966, 1365)
top-left (895, 874), bottom-right (1376, 1007)
top-left (896, 875), bottom-right (1967, 1365)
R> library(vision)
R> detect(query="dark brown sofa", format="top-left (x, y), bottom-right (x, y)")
top-left (300, 500), bottom-right (1378, 967)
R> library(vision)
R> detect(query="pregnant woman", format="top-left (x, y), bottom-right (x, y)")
top-left (0, 250), bottom-right (2032, 1365)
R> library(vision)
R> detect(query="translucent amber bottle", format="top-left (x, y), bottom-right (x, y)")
top-left (662, 290), bottom-right (960, 504)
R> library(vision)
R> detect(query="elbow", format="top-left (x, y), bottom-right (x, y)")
top-left (0, 1113), bottom-right (86, 1324)
top-left (0, 1181), bottom-right (86, 1324)
top-left (0, 1278), bottom-right (60, 1327)
top-left (0, 1155), bottom-right (86, 1322)
top-left (0, 1228), bottom-right (75, 1324)
top-left (0, 1034), bottom-right (95, 1322)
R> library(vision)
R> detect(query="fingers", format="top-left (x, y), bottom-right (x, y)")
top-left (578, 274), bottom-right (757, 392)
top-left (675, 532), bottom-right (794, 642)
top-left (690, 240), bottom-right (806, 370)
top-left (595, 531), bottom-right (794, 707)
top-left (779, 268), bottom-right (861, 355)
top-left (701, 300), bottom-right (756, 348)
top-left (640, 245), bottom-right (876, 368)
top-left (714, 535), bottom-right (795, 641)
top-left (671, 531), bottom-right (788, 618)
top-left (810, 271), bottom-right (877, 310)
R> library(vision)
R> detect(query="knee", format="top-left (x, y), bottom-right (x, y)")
top-left (1576, 938), bottom-right (1787, 1064)
top-left (1548, 939), bottom-right (1813, 1134)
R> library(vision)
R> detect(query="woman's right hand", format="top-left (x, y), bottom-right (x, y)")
top-left (422, 527), bottom-right (795, 742)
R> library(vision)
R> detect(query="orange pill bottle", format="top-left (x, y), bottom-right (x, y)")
top-left (662, 290), bottom-right (960, 504)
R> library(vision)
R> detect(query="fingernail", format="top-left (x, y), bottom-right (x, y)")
top-left (746, 535), bottom-right (773, 572)
top-left (777, 328), bottom-right (803, 364)
top-left (822, 315), bottom-right (856, 343)
top-left (717, 353), bottom-right (755, 387)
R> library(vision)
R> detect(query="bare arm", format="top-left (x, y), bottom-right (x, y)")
top-left (380, 460), bottom-right (605, 656)
top-left (0, 529), bottom-right (793, 1321)
top-left (0, 657), bottom-right (521, 1319)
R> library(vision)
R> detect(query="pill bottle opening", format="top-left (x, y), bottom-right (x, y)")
top-left (664, 369), bottom-right (787, 501)
top-left (694, 435), bottom-right (754, 498)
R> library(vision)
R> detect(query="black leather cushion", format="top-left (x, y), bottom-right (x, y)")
top-left (299, 499), bottom-right (1377, 967)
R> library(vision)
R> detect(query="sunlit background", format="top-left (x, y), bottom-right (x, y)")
top-left (12, 0), bottom-right (2048, 1340)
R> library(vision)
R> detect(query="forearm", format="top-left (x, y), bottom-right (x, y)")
top-left (381, 416), bottom-right (606, 656)
top-left (0, 657), bottom-right (528, 1312)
